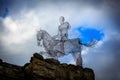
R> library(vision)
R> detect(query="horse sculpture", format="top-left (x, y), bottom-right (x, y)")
top-left (36, 29), bottom-right (96, 66)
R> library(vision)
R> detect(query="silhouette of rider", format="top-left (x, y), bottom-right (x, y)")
top-left (58, 16), bottom-right (71, 42)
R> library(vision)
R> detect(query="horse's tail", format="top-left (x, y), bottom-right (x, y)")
top-left (80, 40), bottom-right (97, 47)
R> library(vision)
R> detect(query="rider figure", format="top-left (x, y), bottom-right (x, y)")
top-left (53, 16), bottom-right (71, 54)
top-left (58, 16), bottom-right (71, 42)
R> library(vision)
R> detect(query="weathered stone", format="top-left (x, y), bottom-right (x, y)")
top-left (33, 53), bottom-right (44, 60)
top-left (0, 53), bottom-right (95, 80)
top-left (23, 63), bottom-right (30, 69)
top-left (45, 58), bottom-right (60, 65)
top-left (0, 59), bottom-right (2, 63)
top-left (83, 68), bottom-right (95, 80)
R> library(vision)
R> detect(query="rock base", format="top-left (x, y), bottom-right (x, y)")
top-left (0, 53), bottom-right (95, 80)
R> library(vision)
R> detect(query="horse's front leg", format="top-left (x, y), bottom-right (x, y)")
top-left (72, 52), bottom-right (82, 66)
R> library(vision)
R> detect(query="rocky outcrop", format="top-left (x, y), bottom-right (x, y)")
top-left (0, 59), bottom-right (24, 80)
top-left (0, 53), bottom-right (95, 80)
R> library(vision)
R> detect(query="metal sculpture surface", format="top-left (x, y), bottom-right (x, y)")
top-left (54, 16), bottom-right (71, 41)
top-left (36, 16), bottom-right (96, 66)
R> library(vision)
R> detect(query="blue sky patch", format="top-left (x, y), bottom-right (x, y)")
top-left (69, 27), bottom-right (104, 44)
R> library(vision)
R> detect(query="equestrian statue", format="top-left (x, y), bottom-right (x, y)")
top-left (36, 16), bottom-right (96, 66)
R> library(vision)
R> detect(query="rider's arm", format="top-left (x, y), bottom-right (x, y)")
top-left (66, 22), bottom-right (71, 29)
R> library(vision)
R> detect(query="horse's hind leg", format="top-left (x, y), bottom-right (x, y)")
top-left (72, 52), bottom-right (82, 66)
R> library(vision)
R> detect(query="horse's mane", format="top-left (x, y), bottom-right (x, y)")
top-left (40, 29), bottom-right (53, 40)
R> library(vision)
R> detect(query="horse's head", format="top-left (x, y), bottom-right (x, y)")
top-left (36, 30), bottom-right (44, 46)
top-left (36, 29), bottom-right (54, 47)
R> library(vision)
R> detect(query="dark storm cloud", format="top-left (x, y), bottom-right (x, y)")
top-left (81, 2), bottom-right (120, 79)
top-left (103, 0), bottom-right (120, 30)
top-left (1, 0), bottom-right (119, 24)
top-left (96, 37), bottom-right (120, 80)
top-left (84, 37), bottom-right (120, 80)
top-left (99, 38), bottom-right (120, 80)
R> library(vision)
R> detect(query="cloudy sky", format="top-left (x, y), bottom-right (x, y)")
top-left (0, 0), bottom-right (120, 80)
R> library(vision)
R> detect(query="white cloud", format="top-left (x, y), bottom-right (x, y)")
top-left (2, 16), bottom-right (35, 45)
top-left (2, 4), bottom-right (107, 45)
top-left (82, 48), bottom-right (89, 55)
top-left (0, 1), bottom-right (114, 65)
